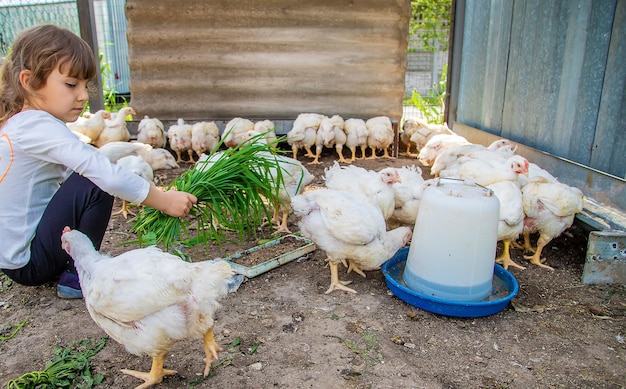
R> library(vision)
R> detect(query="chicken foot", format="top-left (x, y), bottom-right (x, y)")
top-left (202, 327), bottom-right (223, 377)
top-left (346, 259), bottom-right (367, 278)
top-left (495, 240), bottom-right (526, 270)
top-left (511, 232), bottom-right (536, 253)
top-left (112, 200), bottom-right (136, 219)
top-left (326, 261), bottom-right (356, 294)
top-left (121, 352), bottom-right (176, 389)
top-left (272, 207), bottom-right (292, 234)
top-left (523, 236), bottom-right (555, 270)
top-left (335, 145), bottom-right (348, 163)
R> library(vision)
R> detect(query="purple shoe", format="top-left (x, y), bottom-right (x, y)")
top-left (57, 271), bottom-right (83, 299)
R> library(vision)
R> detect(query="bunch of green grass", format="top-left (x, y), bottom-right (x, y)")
top-left (6, 337), bottom-right (106, 389)
top-left (132, 132), bottom-right (286, 250)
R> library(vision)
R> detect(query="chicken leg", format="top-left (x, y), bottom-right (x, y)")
top-left (202, 327), bottom-right (222, 377)
top-left (272, 206), bottom-right (292, 234)
top-left (112, 199), bottom-right (136, 219)
top-left (326, 260), bottom-right (357, 294)
top-left (346, 259), bottom-right (367, 278)
top-left (512, 231), bottom-right (535, 253)
top-left (121, 352), bottom-right (176, 389)
top-left (523, 235), bottom-right (555, 270)
top-left (335, 145), bottom-right (348, 163)
top-left (495, 240), bottom-right (526, 270)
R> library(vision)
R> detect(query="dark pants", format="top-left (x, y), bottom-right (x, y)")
top-left (2, 173), bottom-right (113, 286)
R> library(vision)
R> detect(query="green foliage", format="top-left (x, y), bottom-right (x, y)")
top-left (83, 51), bottom-right (127, 114)
top-left (131, 133), bottom-right (286, 250)
top-left (6, 337), bottom-right (107, 389)
top-left (410, 63), bottom-right (447, 124)
top-left (0, 320), bottom-right (27, 342)
top-left (409, 0), bottom-right (452, 52)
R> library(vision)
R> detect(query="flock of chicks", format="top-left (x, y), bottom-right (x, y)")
top-left (62, 108), bottom-right (584, 389)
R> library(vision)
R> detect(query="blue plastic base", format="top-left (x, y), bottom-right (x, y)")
top-left (382, 248), bottom-right (519, 318)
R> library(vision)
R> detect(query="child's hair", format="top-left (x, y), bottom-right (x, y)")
top-left (0, 24), bottom-right (97, 126)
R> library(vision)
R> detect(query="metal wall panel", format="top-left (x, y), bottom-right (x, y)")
top-left (453, 0), bottom-right (625, 180)
top-left (125, 0), bottom-right (410, 122)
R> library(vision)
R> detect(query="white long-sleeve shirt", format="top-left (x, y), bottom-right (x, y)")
top-left (0, 110), bottom-right (150, 269)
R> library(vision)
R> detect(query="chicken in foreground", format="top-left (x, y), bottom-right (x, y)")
top-left (520, 177), bottom-right (584, 270)
top-left (324, 162), bottom-right (401, 221)
top-left (60, 227), bottom-right (234, 388)
top-left (488, 180), bottom-right (525, 270)
top-left (291, 189), bottom-right (412, 294)
top-left (387, 165), bottom-right (427, 229)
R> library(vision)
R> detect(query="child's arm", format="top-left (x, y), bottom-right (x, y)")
top-left (141, 186), bottom-right (197, 218)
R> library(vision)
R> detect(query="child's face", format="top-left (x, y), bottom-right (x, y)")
top-left (26, 64), bottom-right (90, 123)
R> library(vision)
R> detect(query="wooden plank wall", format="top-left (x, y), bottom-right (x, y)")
top-left (452, 0), bottom-right (625, 179)
top-left (125, 0), bottom-right (410, 125)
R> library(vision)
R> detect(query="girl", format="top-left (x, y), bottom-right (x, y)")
top-left (0, 24), bottom-right (197, 298)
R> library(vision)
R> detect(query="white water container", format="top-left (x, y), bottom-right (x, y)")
top-left (403, 178), bottom-right (500, 301)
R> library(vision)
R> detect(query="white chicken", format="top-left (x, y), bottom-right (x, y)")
top-left (439, 154), bottom-right (530, 187)
top-left (70, 129), bottom-right (94, 144)
top-left (365, 116), bottom-right (395, 159)
top-left (386, 165), bottom-right (426, 229)
top-left (266, 153), bottom-right (315, 233)
top-left (191, 121), bottom-right (220, 160)
top-left (66, 109), bottom-right (111, 143)
top-left (518, 161), bottom-right (559, 187)
top-left (291, 189), bottom-right (412, 294)
top-left (312, 115), bottom-right (346, 164)
top-left (222, 117), bottom-right (255, 149)
top-left (93, 106), bottom-right (136, 148)
top-left (430, 140), bottom-right (517, 177)
top-left (136, 116), bottom-right (166, 148)
top-left (143, 148), bottom-right (179, 171)
top-left (520, 176), bottom-right (584, 270)
top-left (60, 227), bottom-right (234, 388)
top-left (254, 119), bottom-right (278, 145)
top-left (167, 118), bottom-right (194, 163)
top-left (417, 133), bottom-right (471, 166)
top-left (404, 118), bottom-right (453, 157)
top-left (487, 180), bottom-right (525, 270)
top-left (96, 141), bottom-right (152, 164)
top-left (113, 155), bottom-right (154, 218)
top-left (324, 162), bottom-right (401, 221)
top-left (287, 113), bottom-right (324, 160)
top-left (343, 118), bottom-right (369, 162)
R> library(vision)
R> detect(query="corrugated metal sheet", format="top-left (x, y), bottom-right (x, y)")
top-left (450, 0), bottom-right (625, 180)
top-left (125, 0), bottom-right (410, 122)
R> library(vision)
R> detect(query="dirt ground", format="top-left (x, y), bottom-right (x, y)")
top-left (1, 145), bottom-right (625, 389)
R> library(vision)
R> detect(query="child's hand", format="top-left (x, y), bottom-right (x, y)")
top-left (143, 186), bottom-right (197, 218)
top-left (161, 190), bottom-right (197, 218)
